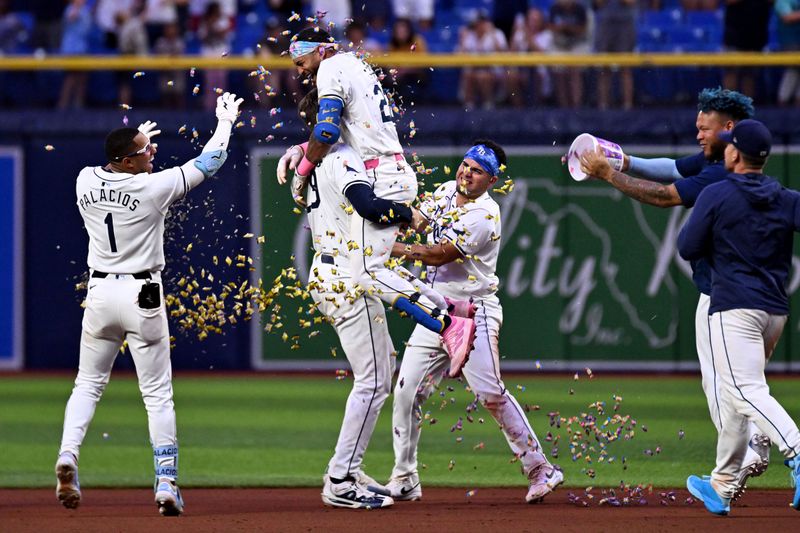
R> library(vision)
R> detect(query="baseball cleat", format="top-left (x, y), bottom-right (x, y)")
top-left (385, 472), bottom-right (422, 501)
top-left (686, 475), bottom-right (730, 516)
top-left (155, 480), bottom-right (184, 516)
top-left (732, 434), bottom-right (771, 501)
top-left (442, 316), bottom-right (476, 378)
top-left (321, 476), bottom-right (394, 509)
top-left (55, 453), bottom-right (81, 510)
top-left (786, 457), bottom-right (800, 510)
top-left (444, 297), bottom-right (477, 319)
top-left (526, 464), bottom-right (564, 503)
top-left (324, 469), bottom-right (390, 496)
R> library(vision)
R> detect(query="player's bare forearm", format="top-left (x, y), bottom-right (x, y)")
top-left (392, 240), bottom-right (461, 267)
top-left (305, 137), bottom-right (333, 164)
top-left (605, 170), bottom-right (682, 207)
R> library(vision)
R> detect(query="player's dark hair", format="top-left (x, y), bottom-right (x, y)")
top-left (298, 88), bottom-right (319, 129)
top-left (293, 27), bottom-right (334, 44)
top-left (471, 138), bottom-right (507, 167)
top-left (697, 87), bottom-right (755, 122)
top-left (104, 128), bottom-right (140, 162)
top-left (740, 152), bottom-right (767, 169)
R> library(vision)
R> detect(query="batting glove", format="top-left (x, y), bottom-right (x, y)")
top-left (137, 120), bottom-right (161, 140)
top-left (216, 92), bottom-right (244, 123)
top-left (277, 145), bottom-right (305, 185)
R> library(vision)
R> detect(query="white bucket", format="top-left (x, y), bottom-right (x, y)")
top-left (567, 133), bottom-right (625, 181)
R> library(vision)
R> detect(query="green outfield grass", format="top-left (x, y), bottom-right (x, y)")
top-left (2, 374), bottom-right (799, 490)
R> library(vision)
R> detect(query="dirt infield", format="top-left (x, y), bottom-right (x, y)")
top-left (2, 488), bottom-right (798, 532)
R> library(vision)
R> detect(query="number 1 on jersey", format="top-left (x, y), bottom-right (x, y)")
top-left (104, 212), bottom-right (118, 253)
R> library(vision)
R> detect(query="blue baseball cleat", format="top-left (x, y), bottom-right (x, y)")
top-left (785, 457), bottom-right (800, 510)
top-left (687, 475), bottom-right (730, 516)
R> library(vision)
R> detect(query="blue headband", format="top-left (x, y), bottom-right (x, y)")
top-left (289, 40), bottom-right (335, 59)
top-left (464, 144), bottom-right (500, 176)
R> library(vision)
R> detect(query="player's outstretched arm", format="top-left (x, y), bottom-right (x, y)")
top-left (580, 147), bottom-right (682, 208)
top-left (626, 156), bottom-right (683, 184)
top-left (344, 184), bottom-right (413, 225)
top-left (180, 92), bottom-right (243, 190)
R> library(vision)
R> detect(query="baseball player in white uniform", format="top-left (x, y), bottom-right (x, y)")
top-left (282, 27), bottom-right (475, 378)
top-left (385, 140), bottom-right (564, 503)
top-left (54, 92), bottom-right (243, 516)
top-left (678, 119), bottom-right (800, 515)
top-left (279, 90), bottom-right (406, 509)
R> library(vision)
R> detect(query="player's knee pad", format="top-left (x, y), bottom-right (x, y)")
top-left (313, 96), bottom-right (342, 144)
top-left (194, 149), bottom-right (228, 178)
top-left (153, 444), bottom-right (178, 480)
top-left (394, 294), bottom-right (445, 333)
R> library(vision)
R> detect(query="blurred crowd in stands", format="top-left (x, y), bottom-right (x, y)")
top-left (0, 0), bottom-right (798, 110)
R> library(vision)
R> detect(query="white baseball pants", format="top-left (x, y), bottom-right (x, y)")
top-left (708, 308), bottom-right (800, 498)
top-left (349, 157), bottom-right (446, 314)
top-left (312, 259), bottom-right (395, 479)
top-left (59, 275), bottom-right (176, 460)
top-left (695, 294), bottom-right (763, 467)
top-left (391, 298), bottom-right (549, 479)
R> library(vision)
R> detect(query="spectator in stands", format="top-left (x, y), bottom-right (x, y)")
top-left (359, 0), bottom-right (391, 35)
top-left (198, 1), bottom-right (232, 110)
top-left (312, 0), bottom-right (351, 35)
top-left (58, 0), bottom-right (92, 110)
top-left (388, 17), bottom-right (428, 105)
top-left (115, 5), bottom-right (149, 106)
top-left (392, 0), bottom-right (434, 31)
top-left (682, 0), bottom-right (720, 9)
top-left (255, 16), bottom-right (299, 107)
top-left (27, 0), bottom-right (65, 52)
top-left (722, 0), bottom-right (774, 99)
top-left (507, 7), bottom-right (553, 107)
top-left (457, 10), bottom-right (508, 110)
top-left (549, 0), bottom-right (589, 108)
top-left (143, 0), bottom-right (180, 44)
top-left (0, 0), bottom-right (26, 53)
top-left (95, 0), bottom-right (136, 51)
top-left (344, 19), bottom-right (384, 55)
top-left (776, 0), bottom-right (800, 106)
top-left (592, 0), bottom-right (637, 110)
top-left (493, 0), bottom-right (528, 40)
top-left (154, 21), bottom-right (186, 108)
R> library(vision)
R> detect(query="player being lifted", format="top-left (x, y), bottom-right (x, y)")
top-left (280, 27), bottom-right (476, 377)
top-left (279, 89), bottom-right (426, 509)
top-left (387, 140), bottom-right (564, 504)
top-left (55, 93), bottom-right (243, 516)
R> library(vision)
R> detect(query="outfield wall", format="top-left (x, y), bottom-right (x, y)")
top-left (251, 145), bottom-right (800, 372)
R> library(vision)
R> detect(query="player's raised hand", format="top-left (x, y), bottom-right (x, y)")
top-left (216, 92), bottom-right (244, 123)
top-left (277, 145), bottom-right (305, 185)
top-left (137, 120), bottom-right (161, 141)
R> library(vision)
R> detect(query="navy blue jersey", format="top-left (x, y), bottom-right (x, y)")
top-left (672, 152), bottom-right (728, 295)
top-left (678, 173), bottom-right (800, 315)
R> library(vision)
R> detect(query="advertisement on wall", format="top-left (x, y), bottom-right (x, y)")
top-left (0, 147), bottom-right (24, 370)
top-left (249, 146), bottom-right (800, 371)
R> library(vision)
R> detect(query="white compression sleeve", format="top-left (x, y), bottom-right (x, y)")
top-left (179, 119), bottom-right (233, 191)
top-left (628, 156), bottom-right (683, 184)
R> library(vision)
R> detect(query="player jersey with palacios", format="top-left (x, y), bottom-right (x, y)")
top-left (420, 181), bottom-right (501, 301)
top-left (76, 165), bottom-right (189, 274)
top-left (306, 144), bottom-right (371, 272)
top-left (315, 52), bottom-right (404, 160)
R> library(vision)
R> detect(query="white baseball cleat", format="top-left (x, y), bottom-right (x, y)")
top-left (55, 452), bottom-right (81, 509)
top-left (155, 479), bottom-right (184, 516)
top-left (385, 472), bottom-right (422, 501)
top-left (323, 469), bottom-right (390, 496)
top-left (526, 464), bottom-right (564, 503)
top-left (732, 433), bottom-right (771, 501)
top-left (321, 476), bottom-right (394, 509)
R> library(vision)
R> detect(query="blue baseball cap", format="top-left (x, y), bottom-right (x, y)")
top-left (718, 119), bottom-right (772, 158)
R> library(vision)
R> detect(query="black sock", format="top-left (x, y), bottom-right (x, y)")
top-left (442, 314), bottom-right (452, 331)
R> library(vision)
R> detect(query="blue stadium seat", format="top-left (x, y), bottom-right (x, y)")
top-left (685, 10), bottom-right (723, 28)
top-left (641, 9), bottom-right (683, 27)
top-left (233, 12), bottom-right (264, 54)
